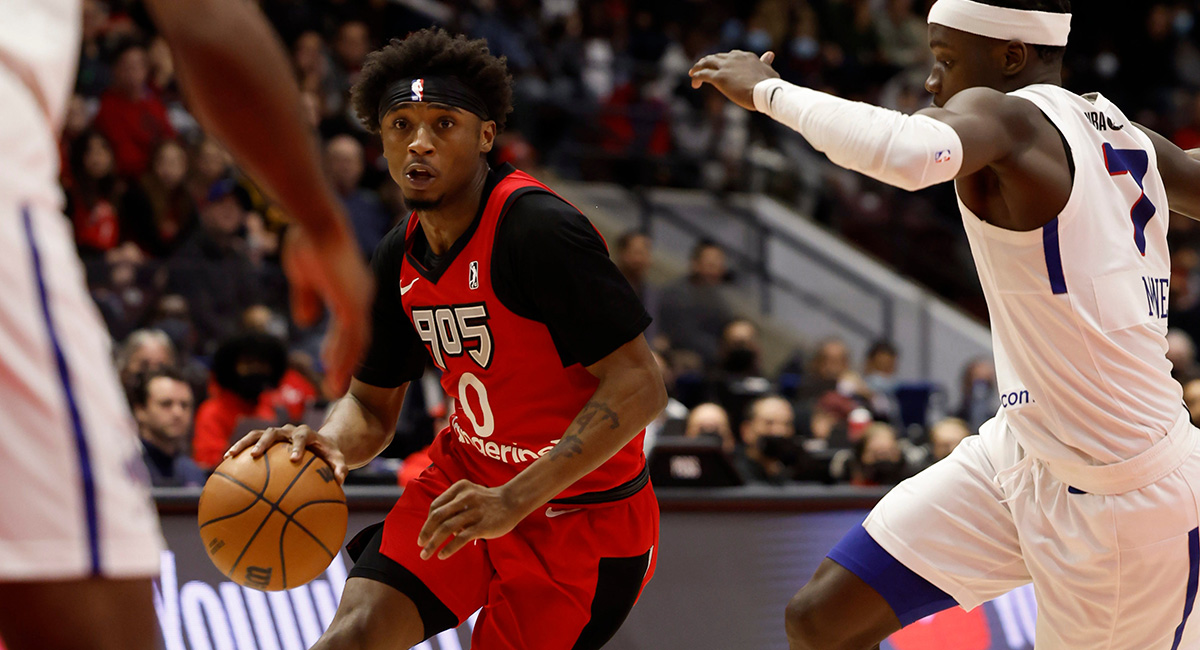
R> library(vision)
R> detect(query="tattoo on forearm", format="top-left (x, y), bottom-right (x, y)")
top-left (551, 432), bottom-right (584, 459)
top-left (575, 400), bottom-right (620, 432)
top-left (549, 401), bottom-right (619, 461)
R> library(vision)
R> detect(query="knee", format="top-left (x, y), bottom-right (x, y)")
top-left (785, 588), bottom-right (849, 650)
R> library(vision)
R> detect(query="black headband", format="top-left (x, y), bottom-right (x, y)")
top-left (377, 76), bottom-right (490, 123)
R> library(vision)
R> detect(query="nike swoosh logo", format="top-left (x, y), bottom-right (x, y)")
top-left (769, 87), bottom-right (781, 107)
top-left (1107, 117), bottom-right (1125, 131)
top-left (400, 278), bottom-right (419, 295)
top-left (545, 507), bottom-right (582, 519)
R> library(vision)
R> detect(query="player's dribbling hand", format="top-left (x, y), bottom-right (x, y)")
top-left (417, 480), bottom-right (524, 560)
top-left (225, 424), bottom-right (350, 485)
top-left (689, 50), bottom-right (779, 112)
top-left (282, 224), bottom-right (374, 397)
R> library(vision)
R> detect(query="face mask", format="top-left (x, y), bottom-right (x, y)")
top-left (864, 459), bottom-right (904, 484)
top-left (758, 435), bottom-right (799, 465)
top-left (231, 372), bottom-right (275, 403)
top-left (722, 347), bottom-right (757, 374)
top-left (695, 430), bottom-right (725, 446)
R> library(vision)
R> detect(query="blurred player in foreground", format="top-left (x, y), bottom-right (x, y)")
top-left (695, 0), bottom-right (1200, 648)
top-left (0, 1), bottom-right (371, 648)
top-left (229, 28), bottom-right (666, 650)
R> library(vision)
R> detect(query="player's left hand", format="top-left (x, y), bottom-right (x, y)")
top-left (417, 480), bottom-right (525, 560)
top-left (689, 50), bottom-right (779, 111)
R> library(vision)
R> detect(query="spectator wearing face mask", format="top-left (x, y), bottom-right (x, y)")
top-left (736, 395), bottom-right (825, 485)
top-left (682, 402), bottom-right (736, 453)
top-left (862, 340), bottom-right (901, 423)
top-left (846, 422), bottom-right (912, 486)
top-left (708, 318), bottom-right (772, 430)
top-left (239, 304), bottom-right (320, 408)
top-left (956, 357), bottom-right (999, 433)
top-left (192, 332), bottom-right (296, 469)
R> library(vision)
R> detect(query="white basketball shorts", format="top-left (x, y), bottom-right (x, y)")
top-left (863, 410), bottom-right (1200, 649)
top-left (0, 200), bottom-right (163, 580)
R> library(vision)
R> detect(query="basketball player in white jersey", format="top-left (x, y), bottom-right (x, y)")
top-left (0, 1), bottom-right (372, 648)
top-left (693, 1), bottom-right (1200, 648)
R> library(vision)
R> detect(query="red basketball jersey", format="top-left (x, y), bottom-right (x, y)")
top-left (398, 170), bottom-right (647, 501)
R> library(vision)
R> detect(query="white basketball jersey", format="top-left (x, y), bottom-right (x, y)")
top-left (960, 84), bottom-right (1182, 468)
top-left (0, 0), bottom-right (80, 210)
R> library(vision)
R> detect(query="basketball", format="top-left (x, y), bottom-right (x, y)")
top-left (198, 443), bottom-right (348, 591)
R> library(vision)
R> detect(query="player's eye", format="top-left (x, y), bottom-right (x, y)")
top-left (393, 119), bottom-right (408, 130)
top-left (439, 118), bottom-right (454, 128)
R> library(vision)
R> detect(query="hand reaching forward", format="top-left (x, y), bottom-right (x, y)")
top-left (689, 50), bottom-right (779, 111)
top-left (417, 480), bottom-right (527, 560)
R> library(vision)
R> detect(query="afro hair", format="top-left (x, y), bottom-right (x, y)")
top-left (351, 28), bottom-right (513, 133)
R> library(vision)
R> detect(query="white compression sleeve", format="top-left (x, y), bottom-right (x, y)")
top-left (753, 78), bottom-right (964, 192)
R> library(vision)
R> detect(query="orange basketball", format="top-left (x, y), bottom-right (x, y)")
top-left (198, 443), bottom-right (347, 591)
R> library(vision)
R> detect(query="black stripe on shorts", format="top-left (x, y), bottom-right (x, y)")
top-left (571, 547), bottom-right (653, 650)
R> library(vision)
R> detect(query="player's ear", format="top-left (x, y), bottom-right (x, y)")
top-left (1001, 40), bottom-right (1029, 78)
top-left (479, 119), bottom-right (497, 154)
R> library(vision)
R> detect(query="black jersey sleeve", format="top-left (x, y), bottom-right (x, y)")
top-left (354, 222), bottom-right (429, 388)
top-left (493, 192), bottom-right (651, 368)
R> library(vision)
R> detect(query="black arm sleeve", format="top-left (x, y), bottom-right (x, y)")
top-left (354, 223), bottom-right (428, 388)
top-left (493, 192), bottom-right (652, 368)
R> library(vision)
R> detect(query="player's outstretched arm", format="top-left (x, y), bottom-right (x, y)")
top-left (417, 335), bottom-right (667, 560)
top-left (144, 0), bottom-right (373, 395)
top-left (690, 50), bottom-right (1026, 192)
top-left (225, 379), bottom-right (408, 484)
top-left (1137, 125), bottom-right (1200, 220)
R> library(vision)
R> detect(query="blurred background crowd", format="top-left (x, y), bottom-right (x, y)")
top-left (63, 0), bottom-right (1200, 489)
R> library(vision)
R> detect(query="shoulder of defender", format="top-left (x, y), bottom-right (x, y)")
top-left (940, 87), bottom-right (1053, 140)
top-left (942, 87), bottom-right (1043, 122)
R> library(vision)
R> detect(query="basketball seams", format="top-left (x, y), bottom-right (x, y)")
top-left (280, 499), bottom-right (345, 558)
top-left (279, 514), bottom-right (288, 589)
top-left (275, 463), bottom-right (347, 588)
top-left (199, 471), bottom-right (268, 529)
top-left (227, 454), bottom-right (316, 578)
top-left (210, 470), bottom-right (267, 498)
top-left (207, 458), bottom-right (275, 577)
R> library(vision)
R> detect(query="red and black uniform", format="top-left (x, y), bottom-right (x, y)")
top-left (350, 164), bottom-right (658, 649)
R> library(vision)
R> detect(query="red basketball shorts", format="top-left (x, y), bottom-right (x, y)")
top-left (348, 461), bottom-right (659, 650)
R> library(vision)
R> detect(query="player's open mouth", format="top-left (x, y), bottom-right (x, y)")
top-left (404, 163), bottom-right (437, 190)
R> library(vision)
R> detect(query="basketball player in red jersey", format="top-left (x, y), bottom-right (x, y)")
top-left (229, 28), bottom-right (667, 649)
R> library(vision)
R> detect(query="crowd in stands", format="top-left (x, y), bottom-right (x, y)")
top-left (61, 0), bottom-right (1200, 488)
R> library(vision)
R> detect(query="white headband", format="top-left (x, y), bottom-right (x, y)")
top-left (928, 0), bottom-right (1072, 47)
